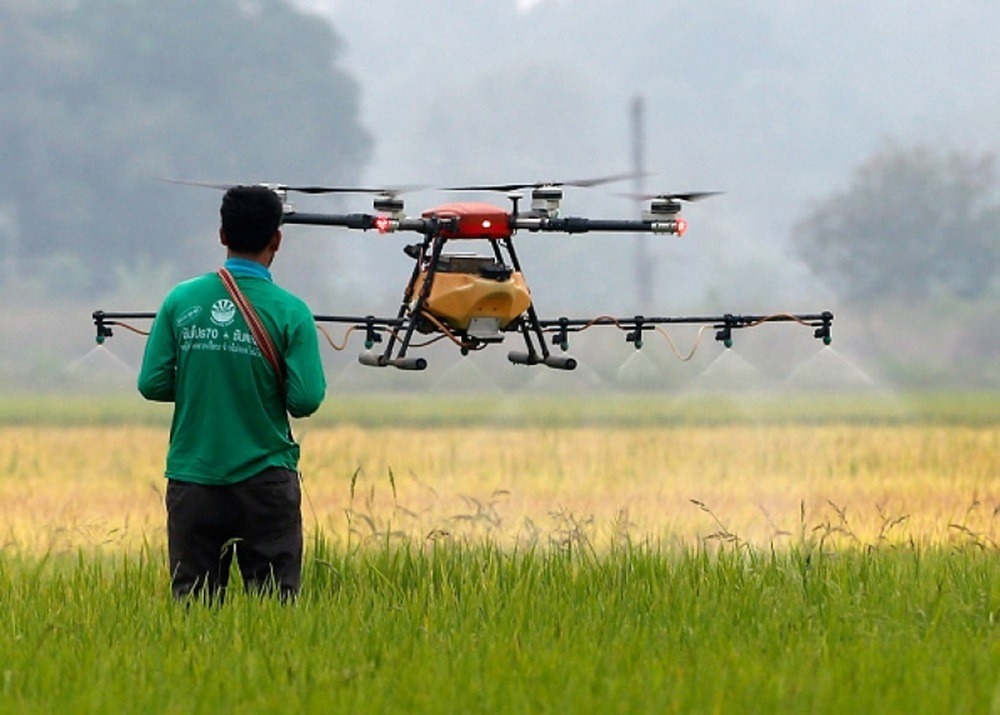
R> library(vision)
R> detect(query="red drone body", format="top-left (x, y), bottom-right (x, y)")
top-left (422, 202), bottom-right (513, 240)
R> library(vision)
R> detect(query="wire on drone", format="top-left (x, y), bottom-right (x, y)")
top-left (111, 321), bottom-right (151, 337)
top-left (541, 315), bottom-right (711, 362)
top-left (316, 324), bottom-right (357, 351)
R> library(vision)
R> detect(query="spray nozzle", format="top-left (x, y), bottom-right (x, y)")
top-left (625, 316), bottom-right (645, 350)
top-left (715, 315), bottom-right (735, 349)
top-left (363, 316), bottom-right (383, 350)
top-left (814, 312), bottom-right (833, 345)
top-left (93, 311), bottom-right (113, 345)
top-left (551, 318), bottom-right (571, 352)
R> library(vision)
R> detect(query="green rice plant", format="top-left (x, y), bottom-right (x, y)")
top-left (2, 536), bottom-right (998, 714)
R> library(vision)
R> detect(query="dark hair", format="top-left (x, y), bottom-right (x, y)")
top-left (220, 185), bottom-right (285, 253)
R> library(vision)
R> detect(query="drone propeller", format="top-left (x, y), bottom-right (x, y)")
top-left (281, 184), bottom-right (426, 196)
top-left (159, 178), bottom-right (236, 190)
top-left (443, 171), bottom-right (643, 193)
top-left (622, 190), bottom-right (724, 202)
top-left (160, 178), bottom-right (423, 196)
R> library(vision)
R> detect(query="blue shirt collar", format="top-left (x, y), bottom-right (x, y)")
top-left (224, 257), bottom-right (272, 282)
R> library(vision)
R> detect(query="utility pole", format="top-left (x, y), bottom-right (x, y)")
top-left (0, 204), bottom-right (18, 292)
top-left (631, 95), bottom-right (651, 307)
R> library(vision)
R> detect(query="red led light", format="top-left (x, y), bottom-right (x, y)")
top-left (675, 218), bottom-right (688, 236)
top-left (374, 216), bottom-right (391, 234)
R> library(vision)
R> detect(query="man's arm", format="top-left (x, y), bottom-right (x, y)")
top-left (137, 303), bottom-right (177, 402)
top-left (284, 311), bottom-right (326, 419)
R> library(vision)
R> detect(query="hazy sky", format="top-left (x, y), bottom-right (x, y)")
top-left (288, 1), bottom-right (998, 314)
top-left (3, 1), bottom-right (993, 384)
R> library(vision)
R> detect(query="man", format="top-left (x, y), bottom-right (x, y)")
top-left (138, 185), bottom-right (326, 601)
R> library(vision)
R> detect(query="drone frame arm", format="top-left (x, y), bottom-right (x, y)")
top-left (283, 212), bottom-right (459, 236)
top-left (282, 211), bottom-right (684, 237)
top-left (513, 216), bottom-right (686, 235)
top-left (281, 212), bottom-right (377, 230)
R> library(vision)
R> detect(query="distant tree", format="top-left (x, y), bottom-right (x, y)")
top-left (0, 0), bottom-right (371, 294)
top-left (792, 142), bottom-right (1000, 304)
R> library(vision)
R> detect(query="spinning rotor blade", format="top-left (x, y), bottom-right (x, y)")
top-left (623, 190), bottom-right (724, 202)
top-left (281, 184), bottom-right (426, 196)
top-left (160, 178), bottom-right (423, 196)
top-left (443, 171), bottom-right (643, 193)
top-left (159, 178), bottom-right (235, 190)
top-left (564, 171), bottom-right (647, 188)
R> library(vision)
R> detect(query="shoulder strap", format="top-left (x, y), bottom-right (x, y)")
top-left (217, 268), bottom-right (286, 392)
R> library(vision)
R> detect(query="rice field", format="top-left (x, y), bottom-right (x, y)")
top-left (1, 393), bottom-right (998, 713)
top-left (2, 395), bottom-right (996, 552)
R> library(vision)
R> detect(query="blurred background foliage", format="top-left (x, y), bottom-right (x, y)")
top-left (0, 0), bottom-right (370, 298)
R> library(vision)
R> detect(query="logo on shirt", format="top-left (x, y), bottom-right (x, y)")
top-left (175, 305), bottom-right (202, 327)
top-left (210, 298), bottom-right (237, 326)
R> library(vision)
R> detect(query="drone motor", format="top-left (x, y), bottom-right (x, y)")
top-left (643, 196), bottom-right (682, 219)
top-left (373, 193), bottom-right (405, 217)
top-left (530, 186), bottom-right (563, 216)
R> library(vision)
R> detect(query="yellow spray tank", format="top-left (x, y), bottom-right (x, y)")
top-left (412, 254), bottom-right (531, 341)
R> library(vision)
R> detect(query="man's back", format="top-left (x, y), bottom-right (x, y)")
top-left (138, 262), bottom-right (326, 485)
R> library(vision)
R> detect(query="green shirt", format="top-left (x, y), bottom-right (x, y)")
top-left (138, 259), bottom-right (326, 485)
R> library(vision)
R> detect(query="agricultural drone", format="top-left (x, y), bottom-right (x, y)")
top-left (92, 176), bottom-right (834, 371)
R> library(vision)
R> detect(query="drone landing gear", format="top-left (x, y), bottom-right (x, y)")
top-left (500, 237), bottom-right (578, 371)
top-left (506, 307), bottom-right (579, 371)
top-left (358, 352), bottom-right (427, 370)
top-left (508, 351), bottom-right (578, 370)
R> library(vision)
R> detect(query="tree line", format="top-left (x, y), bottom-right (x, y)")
top-left (0, 0), bottom-right (370, 297)
top-left (794, 141), bottom-right (999, 305)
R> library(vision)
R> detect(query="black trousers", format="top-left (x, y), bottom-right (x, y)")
top-left (166, 467), bottom-right (302, 601)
